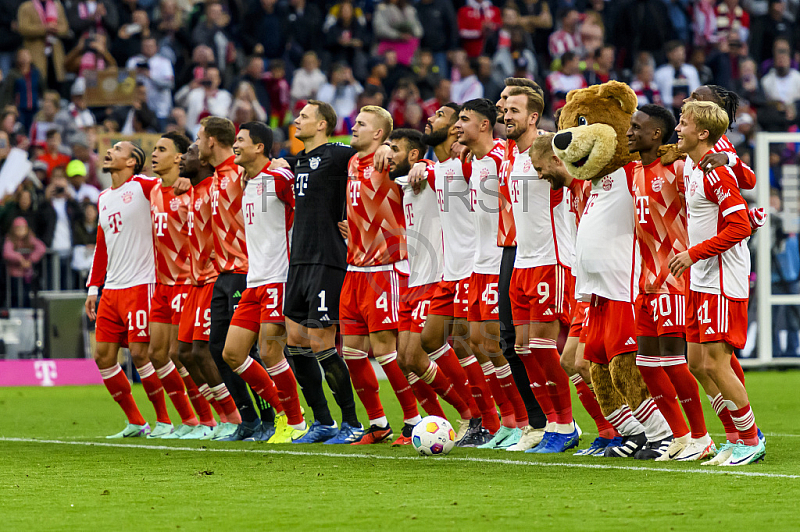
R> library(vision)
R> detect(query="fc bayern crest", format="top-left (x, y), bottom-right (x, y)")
top-left (309, 157), bottom-right (320, 170)
top-left (220, 177), bottom-right (229, 190)
top-left (170, 197), bottom-right (181, 212)
top-left (122, 191), bottom-right (133, 204)
top-left (256, 182), bottom-right (264, 195)
top-left (651, 176), bottom-right (664, 193)
top-left (195, 198), bottom-right (203, 210)
top-left (690, 180), bottom-right (698, 196)
top-left (364, 166), bottom-right (373, 180)
top-left (601, 175), bottom-right (613, 191)
top-left (523, 160), bottom-right (531, 173)
top-left (445, 168), bottom-right (455, 182)
top-left (480, 167), bottom-right (490, 179)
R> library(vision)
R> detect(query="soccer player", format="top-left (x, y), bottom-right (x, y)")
top-left (86, 141), bottom-right (161, 438)
top-left (553, 101), bottom-right (673, 459)
top-left (455, 98), bottom-right (529, 450)
top-left (146, 132), bottom-right (207, 438)
top-left (389, 128), bottom-right (474, 429)
top-left (627, 105), bottom-right (714, 461)
top-left (410, 104), bottom-right (498, 446)
top-left (280, 100), bottom-right (364, 444)
top-left (529, 133), bottom-right (621, 457)
top-left (501, 87), bottom-right (578, 454)
top-left (494, 79), bottom-right (548, 452)
top-left (198, 116), bottom-right (271, 441)
top-left (339, 105), bottom-right (421, 444)
top-left (220, 122), bottom-right (308, 443)
top-left (669, 101), bottom-right (764, 466)
top-left (176, 143), bottom-right (242, 440)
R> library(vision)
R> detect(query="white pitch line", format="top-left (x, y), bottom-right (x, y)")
top-left (1, 437), bottom-right (796, 480)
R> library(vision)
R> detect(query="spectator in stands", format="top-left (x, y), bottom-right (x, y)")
top-left (477, 56), bottom-right (503, 103)
top-left (373, 0), bottom-right (423, 67)
top-left (0, 185), bottom-right (42, 238)
top-left (265, 59), bottom-right (291, 127)
top-left (416, 0), bottom-right (458, 75)
top-left (613, 0), bottom-right (673, 69)
top-left (232, 56), bottom-right (270, 114)
top-left (411, 49), bottom-right (441, 100)
top-left (690, 47), bottom-right (715, 85)
top-left (165, 107), bottom-right (193, 139)
top-left (654, 40), bottom-right (700, 116)
top-left (324, 1), bottom-right (370, 81)
top-left (125, 36), bottom-right (174, 127)
top-left (37, 129), bottom-right (70, 180)
top-left (65, 159), bottom-right (100, 205)
top-left (230, 82), bottom-right (267, 124)
top-left (291, 51), bottom-right (327, 102)
top-left (111, 9), bottom-right (151, 65)
top-left (716, 0), bottom-right (751, 43)
top-left (0, 0), bottom-right (23, 76)
top-left (71, 200), bottom-right (97, 286)
top-left (365, 57), bottom-right (388, 91)
top-left (191, 0), bottom-right (233, 73)
top-left (693, 0), bottom-right (719, 51)
top-left (488, 7), bottom-right (537, 82)
top-left (17, 0), bottom-right (70, 88)
top-left (517, 0), bottom-right (552, 67)
top-left (457, 0), bottom-right (501, 59)
top-left (387, 77), bottom-right (424, 128)
top-left (41, 175), bottom-right (80, 288)
top-left (735, 56), bottom-right (767, 108)
top-left (68, 133), bottom-right (100, 188)
top-left (1, 110), bottom-right (28, 149)
top-left (584, 44), bottom-right (618, 86)
top-left (64, 33), bottom-right (117, 77)
top-left (762, 40), bottom-right (800, 112)
top-left (243, 0), bottom-right (286, 61)
top-left (548, 7), bottom-right (582, 60)
top-left (749, 0), bottom-right (793, 65)
top-left (450, 51), bottom-right (483, 104)
top-left (579, 10), bottom-right (605, 61)
top-left (3, 49), bottom-right (41, 131)
top-left (546, 50), bottom-right (586, 111)
top-left (630, 52), bottom-right (662, 106)
top-left (284, 0), bottom-right (324, 65)
top-left (110, 81), bottom-right (158, 134)
top-left (154, 0), bottom-right (186, 65)
top-left (382, 49), bottom-right (413, 96)
top-left (54, 78), bottom-right (95, 146)
top-left (422, 76), bottom-right (450, 118)
top-left (316, 63), bottom-right (363, 129)
top-left (3, 216), bottom-right (46, 307)
top-left (757, 36), bottom-right (797, 78)
top-left (65, 0), bottom-right (119, 42)
top-left (181, 66), bottom-right (232, 132)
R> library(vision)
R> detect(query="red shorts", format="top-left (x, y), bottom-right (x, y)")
top-left (339, 269), bottom-right (406, 336)
top-left (150, 283), bottom-right (190, 325)
top-left (399, 283), bottom-right (438, 333)
top-left (568, 301), bottom-right (590, 338)
top-left (96, 284), bottom-right (153, 347)
top-left (230, 283), bottom-right (286, 333)
top-left (635, 293), bottom-right (686, 338)
top-left (583, 297), bottom-right (638, 365)
top-left (685, 290), bottom-right (747, 349)
top-left (510, 265), bottom-right (572, 326)
top-left (467, 272), bottom-right (500, 322)
top-left (177, 283), bottom-right (214, 343)
top-left (429, 278), bottom-right (470, 319)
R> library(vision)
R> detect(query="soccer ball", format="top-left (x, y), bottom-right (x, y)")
top-left (411, 416), bottom-right (456, 456)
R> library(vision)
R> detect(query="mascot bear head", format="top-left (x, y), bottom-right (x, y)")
top-left (552, 80), bottom-right (639, 181)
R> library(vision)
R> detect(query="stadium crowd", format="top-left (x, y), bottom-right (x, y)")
top-left (0, 0), bottom-right (797, 315)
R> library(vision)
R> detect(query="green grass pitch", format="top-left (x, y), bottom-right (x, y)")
top-left (1, 370), bottom-right (799, 531)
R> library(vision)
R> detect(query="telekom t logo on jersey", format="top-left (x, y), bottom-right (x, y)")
top-left (350, 181), bottom-right (361, 206)
top-left (405, 204), bottom-right (414, 226)
top-left (154, 212), bottom-right (169, 236)
top-left (636, 196), bottom-right (650, 223)
top-left (510, 178), bottom-right (522, 203)
top-left (211, 190), bottom-right (220, 215)
top-left (244, 202), bottom-right (255, 225)
top-left (296, 173), bottom-right (309, 196)
top-left (108, 212), bottom-right (123, 233)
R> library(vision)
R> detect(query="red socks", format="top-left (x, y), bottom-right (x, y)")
top-left (232, 357), bottom-right (284, 414)
top-left (459, 355), bottom-right (499, 433)
top-left (374, 351), bottom-right (420, 422)
top-left (99, 364), bottom-right (146, 426)
top-left (481, 361), bottom-right (515, 428)
top-left (731, 355), bottom-right (745, 386)
top-left (570, 374), bottom-right (617, 439)
top-left (530, 339), bottom-right (573, 425)
top-left (137, 362), bottom-right (171, 424)
top-left (419, 360), bottom-right (472, 419)
top-left (636, 358), bottom-right (689, 438)
top-left (156, 361), bottom-right (199, 426)
top-left (495, 363), bottom-right (529, 427)
top-left (516, 345), bottom-right (556, 422)
top-left (408, 373), bottom-right (446, 418)
top-left (663, 360), bottom-right (707, 438)
top-left (430, 345), bottom-right (479, 418)
top-left (265, 358), bottom-right (304, 426)
top-left (342, 347), bottom-right (384, 422)
top-left (729, 402), bottom-right (759, 446)
top-left (178, 367), bottom-right (216, 426)
top-left (709, 393), bottom-right (739, 442)
top-left (210, 383), bottom-right (242, 424)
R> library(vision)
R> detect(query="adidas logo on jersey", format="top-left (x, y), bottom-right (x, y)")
top-left (137, 330), bottom-right (148, 337)
top-left (232, 291), bottom-right (242, 298)
top-left (491, 307), bottom-right (499, 314)
top-left (663, 319), bottom-right (674, 327)
top-left (543, 309), bottom-right (553, 316)
top-left (270, 310), bottom-right (280, 317)
top-left (319, 314), bottom-right (330, 322)
top-left (705, 327), bottom-right (715, 335)
top-left (625, 337), bottom-right (636, 346)
top-left (382, 317), bottom-right (393, 324)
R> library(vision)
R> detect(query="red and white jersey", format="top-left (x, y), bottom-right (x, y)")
top-left (685, 159), bottom-right (751, 300)
top-left (575, 166), bottom-right (640, 303)
top-left (242, 165), bottom-right (295, 288)
top-left (188, 176), bottom-right (218, 286)
top-left (427, 157), bottom-right (475, 281)
top-left (632, 158), bottom-right (688, 295)
top-left (497, 139), bottom-right (517, 247)
top-left (505, 144), bottom-right (573, 270)
top-left (565, 178), bottom-right (592, 276)
top-left (88, 175), bottom-right (158, 290)
top-left (684, 134), bottom-right (756, 191)
top-left (469, 141), bottom-right (505, 274)
top-left (211, 156), bottom-right (248, 274)
top-left (401, 173), bottom-right (444, 288)
top-left (346, 152), bottom-right (407, 269)
top-left (150, 182), bottom-right (191, 286)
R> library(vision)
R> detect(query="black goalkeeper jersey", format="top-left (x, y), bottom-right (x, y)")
top-left (288, 142), bottom-right (356, 269)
